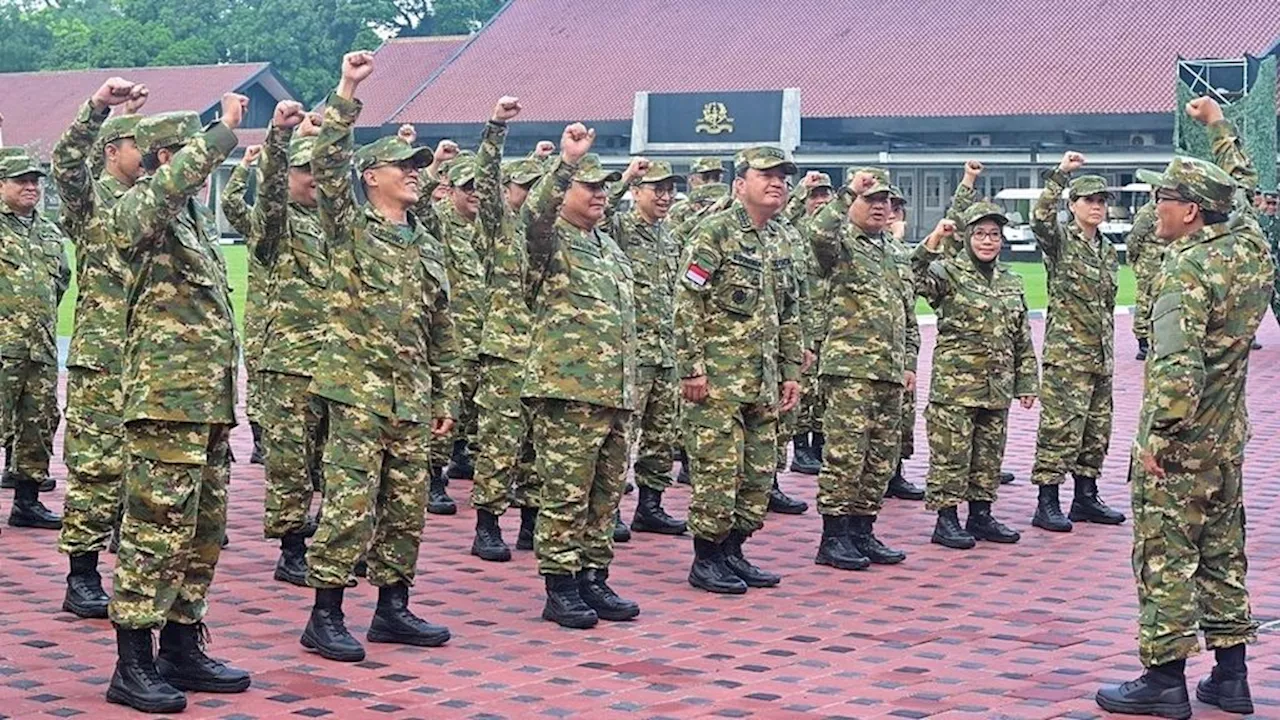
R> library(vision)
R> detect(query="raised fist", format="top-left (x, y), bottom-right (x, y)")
top-left (341, 51), bottom-right (375, 85)
top-left (397, 123), bottom-right (417, 145)
top-left (560, 123), bottom-right (596, 164)
top-left (850, 171), bottom-right (877, 196)
top-left (241, 145), bottom-right (262, 167)
top-left (802, 171), bottom-right (825, 188)
top-left (1186, 97), bottom-right (1225, 126)
top-left (964, 159), bottom-right (984, 178)
top-left (492, 96), bottom-right (522, 123)
top-left (92, 77), bottom-right (137, 111)
top-left (1058, 151), bottom-right (1086, 174)
top-left (433, 139), bottom-right (459, 164)
top-left (298, 112), bottom-right (323, 138)
top-left (622, 156), bottom-right (651, 183)
top-left (273, 100), bottom-right (306, 129)
top-left (220, 93), bottom-right (249, 131)
top-left (123, 84), bottom-right (149, 114)
top-left (925, 218), bottom-right (956, 251)
top-left (534, 140), bottom-right (555, 158)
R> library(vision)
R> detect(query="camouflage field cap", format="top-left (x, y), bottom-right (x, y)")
top-left (1068, 174), bottom-right (1111, 199)
top-left (447, 157), bottom-right (478, 187)
top-left (0, 153), bottom-right (46, 179)
top-left (354, 136), bottom-right (433, 173)
top-left (1136, 156), bottom-right (1236, 214)
top-left (690, 156), bottom-right (724, 174)
top-left (288, 136), bottom-right (315, 168)
top-left (503, 158), bottom-right (545, 186)
top-left (0, 147), bottom-right (27, 161)
top-left (637, 160), bottom-right (678, 184)
top-left (962, 201), bottom-right (1009, 228)
top-left (734, 146), bottom-right (798, 176)
top-left (135, 111), bottom-right (201, 155)
top-left (889, 185), bottom-right (906, 203)
top-left (100, 114), bottom-right (144, 145)
top-left (846, 166), bottom-right (893, 196)
top-left (572, 154), bottom-right (622, 183)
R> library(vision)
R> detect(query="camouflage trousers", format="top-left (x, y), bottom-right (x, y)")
top-left (260, 372), bottom-right (325, 538)
top-left (775, 372), bottom-right (817, 471)
top-left (528, 399), bottom-right (630, 575)
top-left (900, 387), bottom-right (917, 460)
top-left (685, 398), bottom-right (777, 542)
top-left (924, 403), bottom-right (1008, 512)
top-left (434, 359), bottom-right (481, 467)
top-left (470, 356), bottom-right (538, 515)
top-left (110, 420), bottom-right (230, 630)
top-left (1131, 457), bottom-right (1256, 667)
top-left (796, 356), bottom-right (825, 436)
top-left (0, 356), bottom-right (58, 484)
top-left (1031, 366), bottom-right (1112, 486)
top-left (816, 377), bottom-right (902, 517)
top-left (306, 401), bottom-right (432, 589)
top-left (58, 366), bottom-right (125, 556)
top-left (631, 365), bottom-right (676, 492)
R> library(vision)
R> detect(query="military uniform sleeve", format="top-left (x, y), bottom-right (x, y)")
top-left (1031, 169), bottom-right (1068, 263)
top-left (784, 184), bottom-right (807, 226)
top-left (1207, 119), bottom-right (1258, 195)
top-left (603, 176), bottom-right (632, 228)
top-left (904, 292), bottom-right (920, 371)
top-left (946, 181), bottom-right (977, 224)
top-left (113, 122), bottom-right (238, 253)
top-left (911, 241), bottom-right (949, 307)
top-left (474, 120), bottom-right (507, 256)
top-left (808, 194), bottom-right (849, 277)
top-left (674, 220), bottom-right (724, 379)
top-left (426, 260), bottom-right (461, 421)
top-left (775, 246), bottom-right (804, 384)
top-left (51, 100), bottom-right (108, 237)
top-left (254, 123), bottom-right (292, 266)
top-left (54, 242), bottom-right (71, 305)
top-left (1127, 201), bottom-right (1156, 265)
top-left (1012, 289), bottom-right (1038, 397)
top-left (222, 164), bottom-right (255, 238)
top-left (313, 92), bottom-right (361, 253)
top-left (522, 157), bottom-right (576, 268)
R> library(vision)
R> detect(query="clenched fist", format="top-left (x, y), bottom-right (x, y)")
top-left (241, 145), bottom-right (262, 167)
top-left (924, 218), bottom-right (956, 251)
top-left (622, 156), bottom-right (651, 183)
top-left (92, 77), bottom-right (140, 112)
top-left (1058, 151), bottom-right (1085, 174)
top-left (492, 96), bottom-right (522, 123)
top-left (534, 140), bottom-right (555, 158)
top-left (397, 124), bottom-right (417, 145)
top-left (1186, 97), bottom-right (1225, 126)
top-left (220, 93), bottom-right (249, 131)
top-left (560, 123), bottom-right (596, 164)
top-left (273, 100), bottom-right (306, 129)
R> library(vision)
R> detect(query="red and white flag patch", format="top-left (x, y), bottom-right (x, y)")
top-left (685, 263), bottom-right (710, 287)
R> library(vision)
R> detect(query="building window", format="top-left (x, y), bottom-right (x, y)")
top-left (924, 172), bottom-right (943, 210)
top-left (894, 172), bottom-right (915, 207)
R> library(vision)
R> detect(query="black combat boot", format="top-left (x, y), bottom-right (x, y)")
top-left (1136, 337), bottom-right (1149, 361)
top-left (999, 471), bottom-right (1016, 485)
top-left (274, 533), bottom-right (309, 586)
top-left (723, 529), bottom-right (781, 586)
top-left (64, 552), bottom-right (110, 618)
top-left (612, 508), bottom-right (631, 543)
top-left (249, 422), bottom-right (265, 464)
top-left (965, 501), bottom-right (1020, 543)
top-left (1031, 484), bottom-right (1073, 532)
top-left (767, 476), bottom-right (808, 514)
top-left (577, 567), bottom-right (640, 621)
top-left (675, 447), bottom-right (691, 485)
top-left (353, 557), bottom-right (367, 577)
top-left (301, 587), bottom-right (366, 662)
top-left (1196, 645), bottom-right (1252, 714)
top-left (812, 432), bottom-right (826, 461)
top-left (631, 485), bottom-right (686, 534)
top-left (300, 513), bottom-right (319, 539)
top-left (367, 584), bottom-right (451, 647)
top-left (106, 625), bottom-right (187, 713)
top-left (516, 506), bottom-right (537, 550)
top-left (471, 509), bottom-right (512, 562)
top-left (1095, 659), bottom-right (1191, 719)
top-left (1068, 475), bottom-right (1126, 525)
top-left (7, 479), bottom-right (62, 529)
top-left (446, 438), bottom-right (474, 480)
top-left (688, 537), bottom-right (747, 594)
top-left (849, 515), bottom-right (906, 564)
top-left (541, 573), bottom-right (598, 628)
top-left (884, 462), bottom-right (925, 500)
top-left (815, 515), bottom-right (870, 570)
top-left (427, 467), bottom-right (456, 515)
top-left (931, 506), bottom-right (976, 549)
top-left (156, 622), bottom-right (251, 693)
top-left (789, 434), bottom-right (821, 475)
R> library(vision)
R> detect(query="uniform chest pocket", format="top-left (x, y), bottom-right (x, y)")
top-left (568, 239), bottom-right (615, 303)
top-left (41, 245), bottom-right (65, 277)
top-left (355, 239), bottom-right (403, 293)
top-left (715, 257), bottom-right (763, 317)
top-left (173, 236), bottom-right (217, 289)
top-left (629, 245), bottom-right (659, 288)
top-left (419, 256), bottom-right (450, 309)
top-left (290, 229), bottom-right (331, 288)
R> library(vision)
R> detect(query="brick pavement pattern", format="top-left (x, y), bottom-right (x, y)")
top-left (1, 315), bottom-right (1277, 719)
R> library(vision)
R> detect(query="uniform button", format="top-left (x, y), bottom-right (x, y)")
top-left (732, 290), bottom-right (746, 303)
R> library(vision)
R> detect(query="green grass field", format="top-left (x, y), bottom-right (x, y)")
top-left (56, 245), bottom-right (1136, 336)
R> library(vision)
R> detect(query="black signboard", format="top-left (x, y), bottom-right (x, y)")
top-left (631, 89), bottom-right (799, 153)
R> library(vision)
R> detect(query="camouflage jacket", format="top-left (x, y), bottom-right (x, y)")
top-left (223, 162), bottom-right (274, 368)
top-left (1137, 119), bottom-right (1273, 468)
top-left (430, 197), bottom-right (488, 363)
top-left (669, 182), bottom-right (730, 245)
top-left (913, 244), bottom-right (1038, 409)
top-left (473, 121), bottom-right (534, 364)
top-left (111, 123), bottom-right (239, 424)
top-left (675, 200), bottom-right (802, 405)
top-left (1032, 170), bottom-right (1118, 374)
top-left (253, 124), bottom-right (332, 378)
top-left (777, 219), bottom-right (816, 352)
top-left (308, 93), bottom-right (459, 422)
top-left (610, 206), bottom-right (679, 368)
top-left (810, 197), bottom-right (918, 382)
top-left (51, 100), bottom-right (130, 373)
top-left (792, 212), bottom-right (831, 349)
top-left (521, 157), bottom-right (637, 409)
top-left (1127, 201), bottom-right (1162, 281)
top-left (0, 204), bottom-right (69, 366)
top-left (944, 182), bottom-right (979, 257)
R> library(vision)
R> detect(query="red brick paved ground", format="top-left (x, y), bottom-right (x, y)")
top-left (2, 314), bottom-right (1278, 719)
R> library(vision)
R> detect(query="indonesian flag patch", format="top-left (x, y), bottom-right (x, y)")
top-left (685, 263), bottom-right (711, 287)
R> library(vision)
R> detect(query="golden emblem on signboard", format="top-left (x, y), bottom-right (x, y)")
top-left (695, 102), bottom-right (734, 135)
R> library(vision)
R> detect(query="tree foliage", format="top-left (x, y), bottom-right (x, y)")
top-left (0, 0), bottom-right (506, 104)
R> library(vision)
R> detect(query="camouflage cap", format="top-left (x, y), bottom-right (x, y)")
top-left (889, 185), bottom-right (906, 203)
top-left (503, 158), bottom-right (545, 186)
top-left (0, 147), bottom-right (27, 160)
top-left (1068, 174), bottom-right (1111, 200)
top-left (961, 201), bottom-right (1009, 228)
top-left (637, 160), bottom-right (678, 184)
top-left (1136, 156), bottom-right (1236, 214)
top-left (572, 154), bottom-right (622, 183)
top-left (354, 136), bottom-right (433, 173)
top-left (845, 166), bottom-right (893, 196)
top-left (734, 146), bottom-right (798, 176)
top-left (135, 111), bottom-right (201, 155)
top-left (0, 154), bottom-right (46, 180)
top-left (690, 156), bottom-right (724, 174)
top-left (809, 172), bottom-right (834, 190)
top-left (288, 136), bottom-right (315, 168)
top-left (447, 157), bottom-right (477, 187)
top-left (100, 114), bottom-right (143, 146)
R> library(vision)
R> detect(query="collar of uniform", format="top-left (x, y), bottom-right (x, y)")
top-left (363, 203), bottom-right (418, 235)
top-left (97, 173), bottom-right (129, 200)
top-left (731, 199), bottom-right (777, 233)
top-left (439, 199), bottom-right (472, 229)
top-left (1170, 221), bottom-right (1231, 254)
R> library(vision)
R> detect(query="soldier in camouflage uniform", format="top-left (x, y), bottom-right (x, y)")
top-left (1259, 188), bottom-right (1280, 327)
top-left (51, 79), bottom-right (148, 619)
top-left (469, 98), bottom-right (546, 562)
top-left (106, 97), bottom-right (251, 714)
top-left (1128, 201), bottom-right (1159, 361)
top-left (1026, 154), bottom-right (1127, 533)
top-left (677, 146), bottom-right (803, 595)
top-left (0, 149), bottom-right (69, 532)
top-left (1096, 98), bottom-right (1268, 720)
top-left (885, 185), bottom-right (926, 501)
top-left (808, 170), bottom-right (916, 571)
top-left (913, 205), bottom-right (1038, 551)
top-left (299, 53), bottom-right (457, 663)
top-left (522, 124), bottom-right (639, 629)
top-left (238, 145), bottom-right (269, 465)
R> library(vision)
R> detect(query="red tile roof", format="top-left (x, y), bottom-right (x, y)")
top-left (356, 35), bottom-right (468, 126)
top-left (391, 0), bottom-right (1280, 124)
top-left (0, 63), bottom-right (277, 158)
